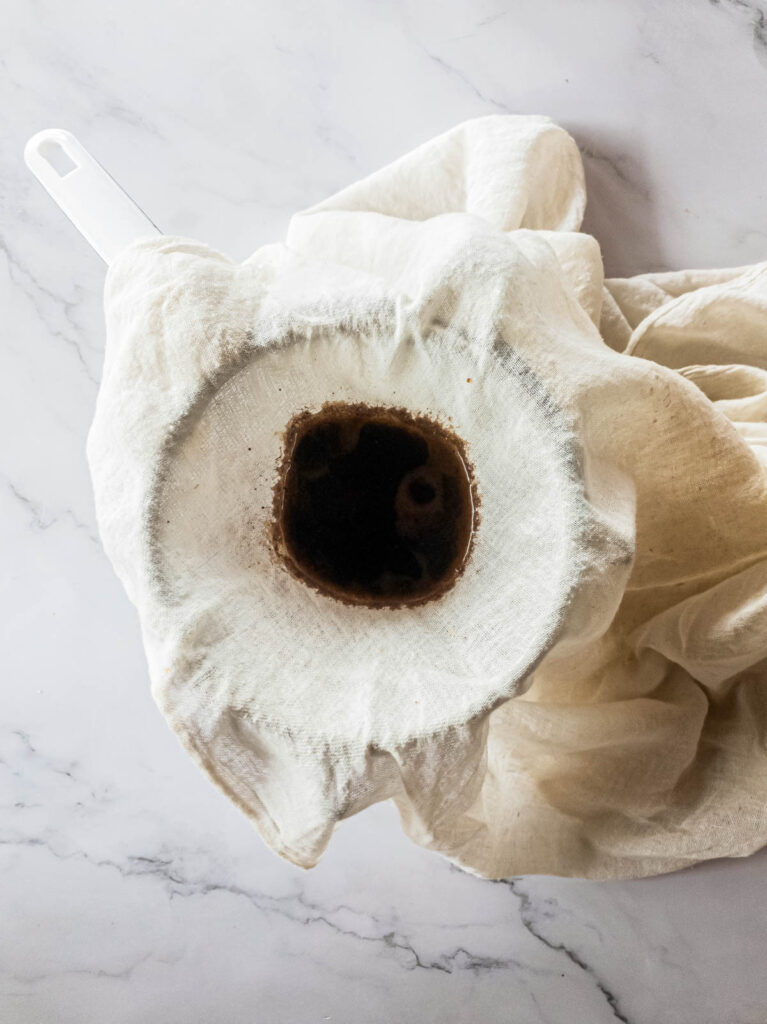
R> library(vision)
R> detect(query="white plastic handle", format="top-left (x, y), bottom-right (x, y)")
top-left (24, 129), bottom-right (162, 264)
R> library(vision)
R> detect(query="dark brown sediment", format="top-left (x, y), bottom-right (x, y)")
top-left (270, 402), bottom-right (479, 608)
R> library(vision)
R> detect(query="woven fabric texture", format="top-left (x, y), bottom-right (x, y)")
top-left (88, 115), bottom-right (767, 879)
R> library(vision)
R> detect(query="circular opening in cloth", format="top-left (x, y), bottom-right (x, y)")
top-left (272, 403), bottom-right (478, 608)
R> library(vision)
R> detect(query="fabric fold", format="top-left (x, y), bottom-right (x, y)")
top-left (88, 113), bottom-right (767, 880)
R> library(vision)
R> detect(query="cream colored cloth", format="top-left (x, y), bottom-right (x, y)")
top-left (87, 115), bottom-right (767, 879)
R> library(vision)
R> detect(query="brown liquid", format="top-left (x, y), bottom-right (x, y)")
top-left (272, 403), bottom-right (477, 608)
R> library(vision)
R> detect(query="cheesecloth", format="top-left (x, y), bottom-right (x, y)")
top-left (87, 115), bottom-right (767, 879)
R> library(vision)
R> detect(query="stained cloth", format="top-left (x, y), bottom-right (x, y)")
top-left (88, 115), bottom-right (767, 878)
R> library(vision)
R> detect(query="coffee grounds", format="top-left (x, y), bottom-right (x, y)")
top-left (272, 403), bottom-right (478, 608)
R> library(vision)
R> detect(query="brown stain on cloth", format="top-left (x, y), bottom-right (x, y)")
top-left (270, 402), bottom-right (480, 609)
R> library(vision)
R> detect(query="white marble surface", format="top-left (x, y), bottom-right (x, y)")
top-left (4, 1), bottom-right (767, 1021)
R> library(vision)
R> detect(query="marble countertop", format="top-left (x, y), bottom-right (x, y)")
top-left (4, 2), bottom-right (767, 1021)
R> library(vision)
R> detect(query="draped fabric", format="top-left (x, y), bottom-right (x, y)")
top-left (88, 115), bottom-right (767, 878)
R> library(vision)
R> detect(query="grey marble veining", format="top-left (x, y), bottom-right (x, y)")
top-left (3, 1), bottom-right (767, 1022)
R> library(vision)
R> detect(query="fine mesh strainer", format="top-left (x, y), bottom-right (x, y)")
top-left (25, 118), bottom-right (767, 882)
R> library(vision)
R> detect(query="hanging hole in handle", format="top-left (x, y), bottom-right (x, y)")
top-left (38, 140), bottom-right (78, 178)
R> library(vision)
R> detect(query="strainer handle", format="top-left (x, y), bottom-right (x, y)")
top-left (24, 129), bottom-right (162, 265)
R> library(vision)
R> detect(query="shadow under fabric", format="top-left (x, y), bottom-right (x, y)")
top-left (87, 115), bottom-right (767, 880)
